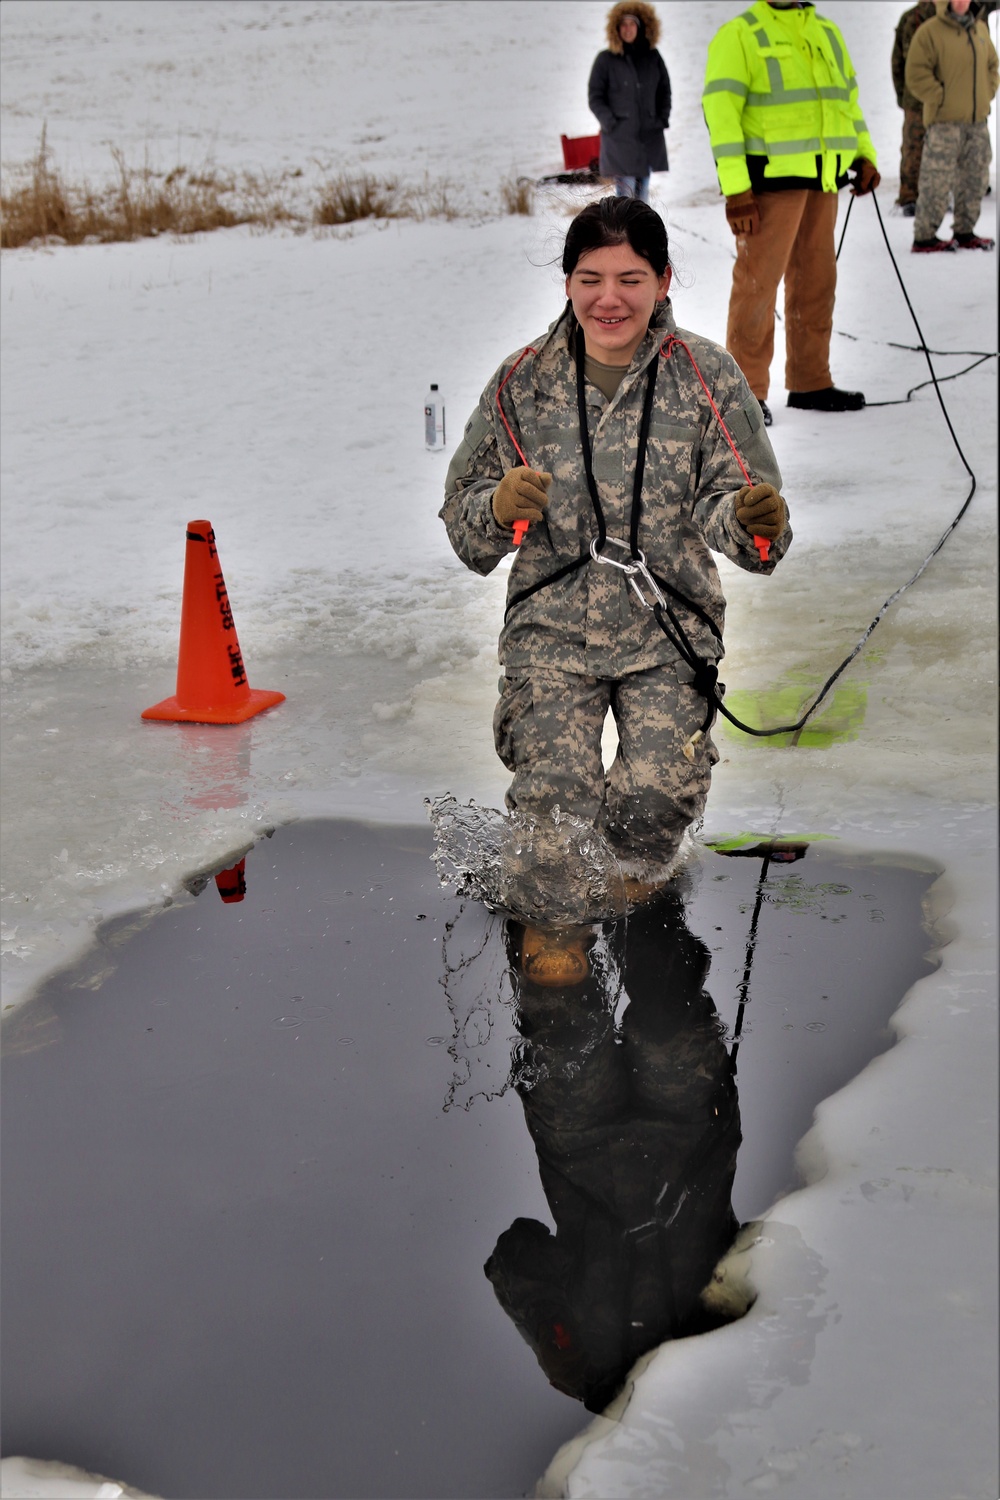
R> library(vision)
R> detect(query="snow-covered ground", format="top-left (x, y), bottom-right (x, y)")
top-left (1, 3), bottom-right (997, 1497)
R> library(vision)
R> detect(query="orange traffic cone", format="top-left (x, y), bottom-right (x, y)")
top-left (142, 521), bottom-right (285, 724)
top-left (215, 858), bottom-right (247, 904)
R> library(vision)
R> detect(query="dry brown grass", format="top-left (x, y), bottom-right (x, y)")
top-left (312, 171), bottom-right (462, 225)
top-left (313, 172), bottom-right (410, 225)
top-left (1, 131), bottom-right (534, 247)
top-left (0, 128), bottom-right (295, 248)
top-left (500, 175), bottom-right (534, 215)
top-left (413, 175), bottom-right (460, 222)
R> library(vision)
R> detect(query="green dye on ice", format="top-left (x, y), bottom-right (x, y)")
top-left (719, 681), bottom-right (867, 749)
top-left (706, 832), bottom-right (836, 853)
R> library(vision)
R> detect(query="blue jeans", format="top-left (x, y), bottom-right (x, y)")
top-left (614, 175), bottom-right (650, 202)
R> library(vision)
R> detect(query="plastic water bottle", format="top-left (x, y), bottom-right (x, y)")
top-left (424, 384), bottom-right (446, 451)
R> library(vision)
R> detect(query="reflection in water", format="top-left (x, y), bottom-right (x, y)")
top-left (172, 719), bottom-right (255, 903)
top-left (2, 821), bottom-right (939, 1499)
top-left (214, 856), bottom-right (247, 903)
top-left (175, 720), bottom-right (254, 812)
top-left (715, 839), bottom-right (809, 1068)
top-left (485, 888), bottom-right (751, 1413)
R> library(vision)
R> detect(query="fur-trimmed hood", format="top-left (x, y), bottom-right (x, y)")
top-left (605, 1), bottom-right (661, 53)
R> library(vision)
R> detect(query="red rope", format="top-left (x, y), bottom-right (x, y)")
top-left (496, 335), bottom-right (769, 556)
top-left (659, 333), bottom-right (753, 486)
top-left (500, 336), bottom-right (754, 483)
top-left (660, 332), bottom-right (771, 561)
top-left (495, 346), bottom-right (537, 467)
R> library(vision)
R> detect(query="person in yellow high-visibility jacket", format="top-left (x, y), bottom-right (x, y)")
top-left (703, 1), bottom-right (880, 424)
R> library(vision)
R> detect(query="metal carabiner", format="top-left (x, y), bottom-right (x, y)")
top-left (589, 537), bottom-right (667, 611)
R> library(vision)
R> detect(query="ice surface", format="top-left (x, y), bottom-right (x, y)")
top-left (1, 2), bottom-right (997, 1497)
top-left (0, 1455), bottom-right (159, 1498)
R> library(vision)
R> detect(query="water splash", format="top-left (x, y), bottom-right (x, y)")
top-left (438, 902), bottom-right (518, 1112)
top-left (426, 793), bottom-right (630, 926)
top-left (436, 900), bottom-right (626, 1113)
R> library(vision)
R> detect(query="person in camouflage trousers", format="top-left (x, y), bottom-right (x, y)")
top-left (440, 199), bottom-right (790, 962)
top-left (888, 0), bottom-right (993, 206)
top-left (892, 0), bottom-right (938, 210)
top-left (906, 0), bottom-right (999, 250)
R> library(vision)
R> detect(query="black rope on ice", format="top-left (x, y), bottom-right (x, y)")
top-left (692, 188), bottom-right (989, 742)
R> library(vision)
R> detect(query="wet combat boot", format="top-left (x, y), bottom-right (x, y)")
top-left (519, 926), bottom-right (592, 987)
top-left (622, 872), bottom-right (674, 908)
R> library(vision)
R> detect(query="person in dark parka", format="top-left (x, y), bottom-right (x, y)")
top-left (588, 2), bottom-right (671, 202)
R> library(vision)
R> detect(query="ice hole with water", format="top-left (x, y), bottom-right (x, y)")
top-left (1, 818), bottom-right (939, 1500)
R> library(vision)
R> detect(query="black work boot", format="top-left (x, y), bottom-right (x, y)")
top-left (787, 387), bottom-right (865, 412)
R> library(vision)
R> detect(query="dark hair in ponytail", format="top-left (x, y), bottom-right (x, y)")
top-left (562, 196), bottom-right (671, 278)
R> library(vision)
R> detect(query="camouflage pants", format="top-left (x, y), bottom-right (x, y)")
top-left (494, 665), bottom-right (719, 863)
top-left (914, 121), bottom-right (993, 241)
top-left (898, 107), bottom-right (926, 206)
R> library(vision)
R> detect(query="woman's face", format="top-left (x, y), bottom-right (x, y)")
top-left (618, 15), bottom-right (639, 43)
top-left (566, 243), bottom-right (671, 366)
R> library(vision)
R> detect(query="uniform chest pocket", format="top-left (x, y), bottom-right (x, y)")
top-left (646, 422), bottom-right (699, 502)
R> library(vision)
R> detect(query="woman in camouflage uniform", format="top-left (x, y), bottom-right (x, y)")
top-left (440, 199), bottom-right (790, 970)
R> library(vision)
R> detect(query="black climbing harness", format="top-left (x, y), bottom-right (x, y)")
top-left (502, 322), bottom-right (776, 754)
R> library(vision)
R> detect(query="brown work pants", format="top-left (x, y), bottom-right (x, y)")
top-left (727, 189), bottom-right (839, 402)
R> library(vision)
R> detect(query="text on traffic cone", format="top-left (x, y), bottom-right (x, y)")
top-left (142, 520), bottom-right (285, 724)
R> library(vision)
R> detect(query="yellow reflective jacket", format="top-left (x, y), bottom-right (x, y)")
top-left (703, 2), bottom-right (876, 195)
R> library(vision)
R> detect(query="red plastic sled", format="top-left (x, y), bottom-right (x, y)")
top-left (560, 133), bottom-right (601, 172)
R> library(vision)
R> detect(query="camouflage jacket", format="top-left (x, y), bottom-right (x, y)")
top-left (440, 299), bottom-right (789, 677)
top-left (893, 1), bottom-right (937, 111)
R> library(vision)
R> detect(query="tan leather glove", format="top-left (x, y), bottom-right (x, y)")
top-left (850, 158), bottom-right (881, 196)
top-left (725, 191), bottom-right (760, 237)
top-left (492, 467), bottom-right (552, 529)
top-left (735, 482), bottom-right (787, 541)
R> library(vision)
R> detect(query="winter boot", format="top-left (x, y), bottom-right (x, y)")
top-left (912, 237), bottom-right (956, 252)
top-left (519, 925), bottom-right (592, 987)
top-left (953, 233), bottom-right (995, 250)
top-left (787, 387), bottom-right (865, 412)
top-left (759, 399), bottom-right (773, 427)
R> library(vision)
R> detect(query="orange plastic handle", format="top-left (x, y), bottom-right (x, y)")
top-left (753, 535), bottom-right (770, 562)
top-left (512, 519), bottom-right (529, 546)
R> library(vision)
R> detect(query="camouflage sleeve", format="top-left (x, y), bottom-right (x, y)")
top-left (690, 358), bottom-right (791, 575)
top-left (891, 18), bottom-right (909, 107)
top-left (439, 390), bottom-right (517, 576)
